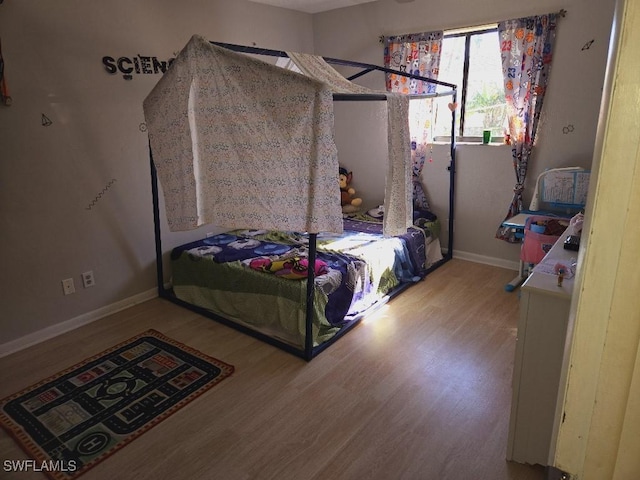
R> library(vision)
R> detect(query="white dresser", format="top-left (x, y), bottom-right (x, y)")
top-left (507, 227), bottom-right (579, 466)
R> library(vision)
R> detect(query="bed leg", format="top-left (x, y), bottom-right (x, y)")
top-left (304, 233), bottom-right (317, 361)
top-left (150, 145), bottom-right (166, 297)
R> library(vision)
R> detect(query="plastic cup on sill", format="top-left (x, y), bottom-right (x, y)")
top-left (482, 130), bottom-right (491, 144)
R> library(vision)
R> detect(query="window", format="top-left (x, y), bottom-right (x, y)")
top-left (433, 26), bottom-right (507, 142)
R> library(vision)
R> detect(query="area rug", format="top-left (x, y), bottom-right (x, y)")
top-left (0, 329), bottom-right (234, 480)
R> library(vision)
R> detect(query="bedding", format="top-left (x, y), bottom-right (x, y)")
top-left (170, 214), bottom-right (442, 349)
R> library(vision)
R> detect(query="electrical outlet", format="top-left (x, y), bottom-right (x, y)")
top-left (81, 270), bottom-right (95, 288)
top-left (62, 278), bottom-right (75, 295)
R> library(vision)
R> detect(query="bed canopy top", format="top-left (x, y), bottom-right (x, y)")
top-left (143, 35), bottom-right (457, 237)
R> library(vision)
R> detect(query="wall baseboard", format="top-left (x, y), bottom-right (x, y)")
top-left (0, 254), bottom-right (513, 358)
top-left (452, 249), bottom-right (520, 271)
top-left (0, 288), bottom-right (158, 358)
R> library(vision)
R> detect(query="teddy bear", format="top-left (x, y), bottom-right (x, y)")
top-left (339, 166), bottom-right (363, 214)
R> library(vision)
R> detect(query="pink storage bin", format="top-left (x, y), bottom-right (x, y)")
top-left (520, 215), bottom-right (564, 264)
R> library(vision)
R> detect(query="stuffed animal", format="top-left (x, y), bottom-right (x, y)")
top-left (339, 166), bottom-right (363, 213)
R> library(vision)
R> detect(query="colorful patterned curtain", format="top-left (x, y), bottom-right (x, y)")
top-left (385, 31), bottom-right (443, 215)
top-left (495, 14), bottom-right (558, 242)
top-left (384, 31), bottom-right (443, 94)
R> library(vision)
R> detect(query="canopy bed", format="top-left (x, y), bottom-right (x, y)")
top-left (144, 35), bottom-right (457, 360)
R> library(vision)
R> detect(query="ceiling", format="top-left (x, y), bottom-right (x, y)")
top-left (248, 0), bottom-right (380, 14)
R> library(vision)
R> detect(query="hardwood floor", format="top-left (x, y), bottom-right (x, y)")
top-left (0, 259), bottom-right (545, 480)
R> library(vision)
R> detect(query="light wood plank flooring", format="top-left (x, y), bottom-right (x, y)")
top-left (0, 259), bottom-right (545, 480)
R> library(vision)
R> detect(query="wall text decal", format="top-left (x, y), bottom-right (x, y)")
top-left (86, 179), bottom-right (117, 210)
top-left (581, 40), bottom-right (595, 51)
top-left (102, 55), bottom-right (175, 80)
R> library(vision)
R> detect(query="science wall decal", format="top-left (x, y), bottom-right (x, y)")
top-left (102, 54), bottom-right (175, 80)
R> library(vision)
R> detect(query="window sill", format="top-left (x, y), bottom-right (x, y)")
top-left (433, 140), bottom-right (512, 147)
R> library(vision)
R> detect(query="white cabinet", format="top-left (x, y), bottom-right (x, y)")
top-left (507, 228), bottom-right (578, 466)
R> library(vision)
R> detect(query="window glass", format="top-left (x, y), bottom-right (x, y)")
top-left (433, 36), bottom-right (463, 139)
top-left (465, 31), bottom-right (506, 137)
top-left (430, 29), bottom-right (507, 142)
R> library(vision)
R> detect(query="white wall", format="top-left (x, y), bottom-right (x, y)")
top-left (314, 0), bottom-right (615, 265)
top-left (333, 101), bottom-right (388, 210)
top-left (0, 0), bottom-right (314, 350)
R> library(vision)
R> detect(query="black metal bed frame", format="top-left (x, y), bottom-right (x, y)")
top-left (150, 41), bottom-right (457, 361)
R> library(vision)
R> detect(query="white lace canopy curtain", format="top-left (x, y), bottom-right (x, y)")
top-left (384, 30), bottom-right (443, 215)
top-left (145, 37), bottom-right (413, 236)
top-left (143, 35), bottom-right (343, 234)
top-left (287, 51), bottom-right (412, 236)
